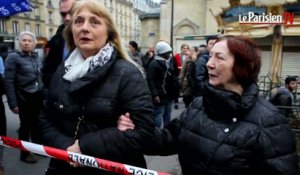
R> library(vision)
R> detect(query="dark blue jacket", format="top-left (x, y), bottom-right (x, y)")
top-left (194, 51), bottom-right (209, 96)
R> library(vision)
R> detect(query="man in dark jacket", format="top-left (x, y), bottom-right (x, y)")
top-left (270, 76), bottom-right (298, 117)
top-left (147, 41), bottom-right (179, 128)
top-left (42, 0), bottom-right (74, 89)
top-left (141, 45), bottom-right (155, 70)
top-left (194, 36), bottom-right (217, 97)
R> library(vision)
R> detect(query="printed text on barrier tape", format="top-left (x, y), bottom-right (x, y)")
top-left (0, 136), bottom-right (171, 175)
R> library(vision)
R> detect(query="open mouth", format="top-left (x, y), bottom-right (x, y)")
top-left (80, 37), bottom-right (91, 41)
top-left (209, 73), bottom-right (217, 78)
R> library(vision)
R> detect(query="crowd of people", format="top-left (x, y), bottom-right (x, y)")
top-left (0, 0), bottom-right (299, 174)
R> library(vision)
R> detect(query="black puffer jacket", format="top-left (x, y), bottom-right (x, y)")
top-left (4, 51), bottom-right (43, 109)
top-left (147, 82), bottom-right (299, 175)
top-left (39, 50), bottom-right (155, 175)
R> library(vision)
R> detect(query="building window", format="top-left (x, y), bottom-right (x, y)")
top-left (49, 28), bottom-right (53, 38)
top-left (34, 7), bottom-right (41, 19)
top-left (48, 11), bottom-right (53, 23)
top-left (35, 24), bottom-right (41, 36)
top-left (25, 23), bottom-right (30, 31)
top-left (0, 20), bottom-right (6, 33)
top-left (12, 21), bottom-right (19, 34)
top-left (47, 0), bottom-right (53, 7)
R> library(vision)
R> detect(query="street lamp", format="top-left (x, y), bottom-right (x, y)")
top-left (170, 0), bottom-right (174, 48)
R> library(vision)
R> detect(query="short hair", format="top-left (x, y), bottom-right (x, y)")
top-left (18, 31), bottom-right (37, 48)
top-left (215, 35), bottom-right (261, 87)
top-left (180, 43), bottom-right (189, 49)
top-left (285, 76), bottom-right (297, 85)
top-left (206, 36), bottom-right (218, 45)
top-left (199, 44), bottom-right (206, 48)
top-left (64, 0), bottom-right (129, 61)
top-left (129, 41), bottom-right (138, 51)
top-left (192, 46), bottom-right (199, 52)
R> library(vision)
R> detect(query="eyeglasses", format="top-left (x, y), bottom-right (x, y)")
top-left (60, 12), bottom-right (68, 17)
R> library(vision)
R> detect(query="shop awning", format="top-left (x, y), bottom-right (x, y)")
top-left (210, 0), bottom-right (300, 37)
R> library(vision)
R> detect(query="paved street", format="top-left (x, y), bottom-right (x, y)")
top-left (1, 97), bottom-right (185, 175)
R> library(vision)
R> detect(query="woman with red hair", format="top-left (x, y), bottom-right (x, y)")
top-left (118, 35), bottom-right (299, 174)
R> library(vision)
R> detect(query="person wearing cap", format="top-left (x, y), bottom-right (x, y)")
top-left (146, 41), bottom-right (179, 128)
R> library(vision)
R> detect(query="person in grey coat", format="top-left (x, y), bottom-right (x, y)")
top-left (4, 31), bottom-right (43, 163)
top-left (118, 35), bottom-right (300, 175)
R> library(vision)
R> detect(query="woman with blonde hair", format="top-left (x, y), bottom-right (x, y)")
top-left (39, 0), bottom-right (154, 174)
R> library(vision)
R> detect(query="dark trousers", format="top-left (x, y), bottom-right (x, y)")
top-left (17, 91), bottom-right (43, 158)
top-left (0, 95), bottom-right (6, 136)
top-left (0, 95), bottom-right (6, 166)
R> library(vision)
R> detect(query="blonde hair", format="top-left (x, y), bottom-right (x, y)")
top-left (63, 0), bottom-right (142, 71)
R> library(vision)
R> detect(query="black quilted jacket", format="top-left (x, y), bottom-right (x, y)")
top-left (147, 82), bottom-right (299, 175)
top-left (39, 50), bottom-right (155, 175)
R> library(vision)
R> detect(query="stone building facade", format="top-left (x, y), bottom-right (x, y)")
top-left (0, 0), bottom-right (159, 54)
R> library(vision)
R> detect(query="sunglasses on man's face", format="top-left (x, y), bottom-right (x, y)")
top-left (60, 12), bottom-right (68, 17)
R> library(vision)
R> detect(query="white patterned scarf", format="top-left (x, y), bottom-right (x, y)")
top-left (63, 43), bottom-right (114, 82)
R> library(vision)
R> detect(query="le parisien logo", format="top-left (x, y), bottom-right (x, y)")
top-left (239, 12), bottom-right (295, 25)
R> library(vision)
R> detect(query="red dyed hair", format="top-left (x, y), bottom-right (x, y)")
top-left (215, 35), bottom-right (261, 87)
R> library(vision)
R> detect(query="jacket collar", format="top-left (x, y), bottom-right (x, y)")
top-left (16, 51), bottom-right (37, 57)
top-left (203, 82), bottom-right (259, 120)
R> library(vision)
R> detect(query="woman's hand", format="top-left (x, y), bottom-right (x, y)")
top-left (117, 112), bottom-right (135, 131)
top-left (67, 140), bottom-right (82, 167)
top-left (154, 96), bottom-right (160, 104)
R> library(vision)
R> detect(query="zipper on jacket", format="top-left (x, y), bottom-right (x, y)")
top-left (74, 106), bottom-right (85, 139)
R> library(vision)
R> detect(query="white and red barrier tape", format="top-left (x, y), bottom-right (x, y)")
top-left (0, 136), bottom-right (171, 175)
